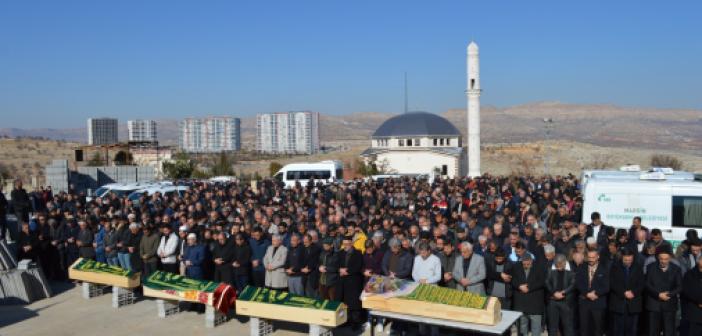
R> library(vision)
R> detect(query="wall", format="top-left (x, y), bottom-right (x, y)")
top-left (376, 151), bottom-right (460, 177)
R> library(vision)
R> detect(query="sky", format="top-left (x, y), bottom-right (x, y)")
top-left (0, 1), bottom-right (700, 128)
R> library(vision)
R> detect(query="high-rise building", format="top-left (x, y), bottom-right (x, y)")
top-left (256, 111), bottom-right (320, 154)
top-left (127, 119), bottom-right (157, 142)
top-left (87, 118), bottom-right (118, 145)
top-left (179, 116), bottom-right (241, 152)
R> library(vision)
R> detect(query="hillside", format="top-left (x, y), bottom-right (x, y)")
top-left (1, 102), bottom-right (700, 155)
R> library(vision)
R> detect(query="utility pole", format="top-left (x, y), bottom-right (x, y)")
top-left (543, 118), bottom-right (554, 175)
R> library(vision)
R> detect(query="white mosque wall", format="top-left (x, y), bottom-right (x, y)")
top-left (375, 151), bottom-right (460, 178)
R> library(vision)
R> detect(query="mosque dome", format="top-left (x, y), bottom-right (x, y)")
top-left (372, 112), bottom-right (461, 138)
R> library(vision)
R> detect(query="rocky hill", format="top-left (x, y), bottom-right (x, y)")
top-left (1, 102), bottom-right (700, 154)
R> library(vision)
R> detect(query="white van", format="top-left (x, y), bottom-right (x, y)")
top-left (273, 160), bottom-right (344, 188)
top-left (582, 168), bottom-right (702, 244)
top-left (127, 185), bottom-right (190, 207)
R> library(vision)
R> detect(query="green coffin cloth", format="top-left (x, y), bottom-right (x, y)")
top-left (402, 283), bottom-right (489, 309)
top-left (238, 286), bottom-right (342, 311)
top-left (143, 271), bottom-right (219, 292)
top-left (73, 258), bottom-right (134, 277)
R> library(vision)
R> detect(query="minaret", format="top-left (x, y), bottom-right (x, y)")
top-left (466, 41), bottom-right (481, 177)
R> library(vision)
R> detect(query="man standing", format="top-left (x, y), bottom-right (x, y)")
top-left (513, 253), bottom-right (546, 336)
top-left (249, 227), bottom-right (270, 288)
top-left (157, 225), bottom-right (179, 274)
top-left (285, 234), bottom-right (305, 295)
top-left (139, 225), bottom-right (160, 278)
top-left (318, 237), bottom-right (339, 300)
top-left (11, 180), bottom-right (31, 224)
top-left (486, 248), bottom-right (513, 309)
top-left (587, 212), bottom-right (610, 247)
top-left (645, 248), bottom-right (682, 336)
top-left (546, 254), bottom-right (575, 336)
top-left (182, 233), bottom-right (206, 279)
top-left (609, 248), bottom-right (644, 336)
top-left (0, 184), bottom-right (7, 240)
top-left (381, 238), bottom-right (413, 280)
top-left (103, 220), bottom-right (119, 266)
top-left (682, 255), bottom-right (702, 335)
top-left (412, 242), bottom-right (442, 336)
top-left (263, 234), bottom-right (288, 290)
top-left (452, 242), bottom-right (486, 294)
top-left (438, 238), bottom-right (458, 289)
top-left (337, 235), bottom-right (364, 331)
top-left (301, 233), bottom-right (321, 298)
top-left (76, 220), bottom-right (95, 260)
top-left (212, 232), bottom-right (235, 285)
top-left (576, 249), bottom-right (610, 336)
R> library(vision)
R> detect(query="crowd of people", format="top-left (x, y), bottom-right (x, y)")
top-left (3, 175), bottom-right (702, 336)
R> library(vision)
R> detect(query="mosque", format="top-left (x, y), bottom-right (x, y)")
top-left (360, 42), bottom-right (481, 178)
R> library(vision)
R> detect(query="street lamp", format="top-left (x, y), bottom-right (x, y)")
top-left (543, 118), bottom-right (554, 175)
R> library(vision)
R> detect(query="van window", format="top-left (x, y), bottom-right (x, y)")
top-left (336, 169), bottom-right (343, 180)
top-left (274, 172), bottom-right (283, 181)
top-left (672, 196), bottom-right (702, 228)
top-left (286, 170), bottom-right (331, 180)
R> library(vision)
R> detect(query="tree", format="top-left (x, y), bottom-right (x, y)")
top-left (651, 154), bottom-right (683, 170)
top-left (355, 158), bottom-right (378, 177)
top-left (269, 161), bottom-right (283, 177)
top-left (162, 152), bottom-right (195, 179)
top-left (113, 150), bottom-right (133, 165)
top-left (211, 151), bottom-right (235, 176)
top-left (87, 152), bottom-right (104, 166)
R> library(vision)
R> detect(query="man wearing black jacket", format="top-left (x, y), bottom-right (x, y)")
top-left (546, 254), bottom-right (575, 336)
top-left (486, 248), bottom-right (513, 309)
top-left (301, 233), bottom-right (321, 298)
top-left (609, 249), bottom-right (644, 336)
top-left (11, 180), bottom-right (31, 224)
top-left (682, 255), bottom-right (702, 335)
top-left (336, 235), bottom-right (364, 330)
top-left (576, 249), bottom-right (610, 336)
top-left (212, 232), bottom-right (235, 285)
top-left (645, 249), bottom-right (682, 336)
top-left (0, 184), bottom-right (7, 240)
top-left (284, 234), bottom-right (305, 295)
top-left (512, 253), bottom-right (546, 336)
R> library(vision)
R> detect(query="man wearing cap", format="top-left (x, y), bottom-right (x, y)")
top-left (157, 224), bottom-right (179, 274)
top-left (177, 225), bottom-right (188, 275)
top-left (182, 233), bottom-right (205, 279)
top-left (645, 248), bottom-right (682, 336)
top-left (546, 254), bottom-right (575, 336)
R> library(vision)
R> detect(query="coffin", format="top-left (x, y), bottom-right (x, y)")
top-left (362, 294), bottom-right (501, 325)
top-left (142, 286), bottom-right (214, 305)
top-left (361, 276), bottom-right (501, 325)
top-left (141, 271), bottom-right (236, 313)
top-left (236, 286), bottom-right (347, 327)
top-left (68, 258), bottom-right (140, 288)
